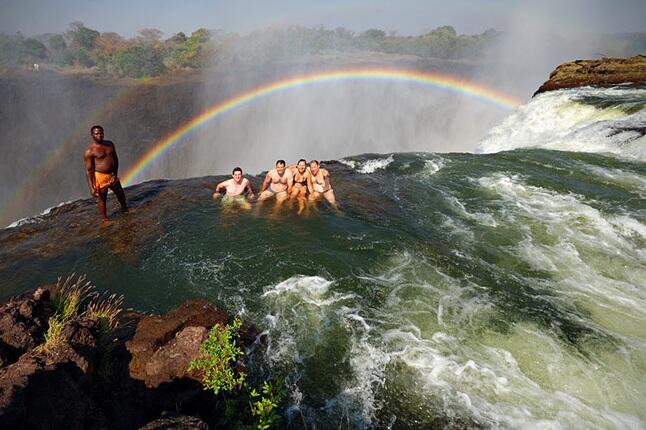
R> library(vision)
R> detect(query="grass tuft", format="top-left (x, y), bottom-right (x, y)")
top-left (85, 292), bottom-right (124, 334)
top-left (35, 274), bottom-right (123, 353)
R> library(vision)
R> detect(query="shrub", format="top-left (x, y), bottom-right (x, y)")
top-left (188, 318), bottom-right (246, 395)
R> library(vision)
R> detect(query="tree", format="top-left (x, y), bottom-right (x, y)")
top-left (47, 34), bottom-right (73, 66)
top-left (166, 32), bottom-right (187, 45)
top-left (21, 38), bottom-right (48, 61)
top-left (113, 44), bottom-right (165, 77)
top-left (67, 22), bottom-right (100, 50)
top-left (95, 32), bottom-right (128, 54)
top-left (136, 28), bottom-right (163, 44)
top-left (361, 28), bottom-right (386, 39)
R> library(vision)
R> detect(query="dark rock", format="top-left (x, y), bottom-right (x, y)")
top-left (139, 413), bottom-right (210, 430)
top-left (0, 354), bottom-right (94, 429)
top-left (0, 288), bottom-right (53, 367)
top-left (534, 55), bottom-right (646, 95)
top-left (46, 317), bottom-right (101, 375)
top-left (143, 325), bottom-right (209, 388)
top-left (126, 299), bottom-right (230, 386)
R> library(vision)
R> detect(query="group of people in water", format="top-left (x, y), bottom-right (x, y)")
top-left (213, 158), bottom-right (336, 213)
top-left (84, 125), bottom-right (337, 220)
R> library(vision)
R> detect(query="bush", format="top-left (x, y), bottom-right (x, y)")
top-left (113, 44), bottom-right (165, 77)
top-left (188, 318), bottom-right (246, 396)
top-left (189, 318), bottom-right (284, 429)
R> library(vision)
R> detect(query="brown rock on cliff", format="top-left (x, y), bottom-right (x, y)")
top-left (534, 55), bottom-right (646, 95)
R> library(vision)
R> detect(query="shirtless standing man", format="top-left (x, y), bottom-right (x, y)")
top-left (213, 167), bottom-right (255, 209)
top-left (308, 160), bottom-right (337, 207)
top-left (83, 125), bottom-right (128, 220)
top-left (258, 160), bottom-right (292, 203)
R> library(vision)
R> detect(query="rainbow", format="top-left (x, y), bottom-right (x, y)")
top-left (123, 68), bottom-right (522, 185)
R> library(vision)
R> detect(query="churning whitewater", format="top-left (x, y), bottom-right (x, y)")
top-left (0, 86), bottom-right (644, 429)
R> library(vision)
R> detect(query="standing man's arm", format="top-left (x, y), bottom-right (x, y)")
top-left (84, 149), bottom-right (97, 197)
top-left (112, 142), bottom-right (119, 177)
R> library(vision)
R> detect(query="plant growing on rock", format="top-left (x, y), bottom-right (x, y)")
top-left (188, 318), bottom-right (246, 395)
top-left (189, 318), bottom-right (284, 429)
top-left (85, 292), bottom-right (124, 334)
top-left (36, 274), bottom-right (92, 353)
top-left (249, 381), bottom-right (283, 430)
top-left (36, 274), bottom-right (125, 353)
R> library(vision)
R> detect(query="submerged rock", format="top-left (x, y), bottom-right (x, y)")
top-left (535, 54), bottom-right (646, 94)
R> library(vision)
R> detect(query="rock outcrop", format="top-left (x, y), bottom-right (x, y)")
top-left (0, 289), bottom-right (258, 429)
top-left (535, 55), bottom-right (646, 95)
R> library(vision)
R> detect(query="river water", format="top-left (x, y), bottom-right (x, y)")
top-left (0, 86), bottom-right (644, 429)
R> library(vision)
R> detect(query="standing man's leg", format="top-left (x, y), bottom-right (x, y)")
top-left (111, 182), bottom-right (128, 212)
top-left (97, 188), bottom-right (109, 220)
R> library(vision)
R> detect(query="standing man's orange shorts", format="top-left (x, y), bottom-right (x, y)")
top-left (94, 171), bottom-right (118, 189)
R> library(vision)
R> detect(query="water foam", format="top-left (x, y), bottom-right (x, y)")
top-left (478, 87), bottom-right (646, 160)
top-left (340, 155), bottom-right (394, 174)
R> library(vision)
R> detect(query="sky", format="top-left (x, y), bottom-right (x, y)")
top-left (0, 0), bottom-right (644, 38)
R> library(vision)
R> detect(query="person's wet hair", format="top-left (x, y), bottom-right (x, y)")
top-left (298, 159), bottom-right (307, 165)
top-left (232, 167), bottom-right (242, 175)
top-left (309, 160), bottom-right (319, 166)
top-left (276, 160), bottom-right (286, 167)
top-left (91, 125), bottom-right (104, 134)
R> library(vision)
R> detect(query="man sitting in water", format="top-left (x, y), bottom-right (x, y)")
top-left (258, 159), bottom-right (292, 203)
top-left (308, 160), bottom-right (337, 207)
top-left (83, 125), bottom-right (128, 221)
top-left (213, 167), bottom-right (255, 208)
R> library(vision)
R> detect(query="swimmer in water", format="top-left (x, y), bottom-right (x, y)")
top-left (213, 167), bottom-right (255, 209)
top-left (258, 159), bottom-right (292, 204)
top-left (289, 159), bottom-right (310, 214)
top-left (307, 160), bottom-right (337, 207)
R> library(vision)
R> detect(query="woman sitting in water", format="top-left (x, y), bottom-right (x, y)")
top-left (289, 159), bottom-right (310, 214)
top-left (307, 160), bottom-right (337, 207)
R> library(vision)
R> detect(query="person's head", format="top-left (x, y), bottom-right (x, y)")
top-left (297, 159), bottom-right (307, 173)
top-left (309, 160), bottom-right (320, 174)
top-left (91, 125), bottom-right (104, 143)
top-left (232, 167), bottom-right (243, 182)
top-left (276, 159), bottom-right (286, 175)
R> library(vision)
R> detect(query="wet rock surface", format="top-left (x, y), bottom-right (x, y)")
top-left (535, 54), bottom-right (646, 95)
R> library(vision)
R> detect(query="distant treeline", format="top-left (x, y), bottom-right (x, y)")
top-left (1, 22), bottom-right (644, 78)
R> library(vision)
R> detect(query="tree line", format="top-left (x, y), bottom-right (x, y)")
top-left (1, 22), bottom-right (644, 78)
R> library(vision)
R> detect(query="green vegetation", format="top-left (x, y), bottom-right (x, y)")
top-left (249, 381), bottom-right (283, 430)
top-left (189, 318), bottom-right (283, 430)
top-left (36, 274), bottom-right (123, 353)
top-left (188, 318), bottom-right (247, 395)
top-left (85, 291), bottom-right (124, 334)
top-left (3, 22), bottom-right (644, 77)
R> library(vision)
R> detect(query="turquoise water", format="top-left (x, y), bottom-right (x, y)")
top-left (1, 147), bottom-right (644, 429)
